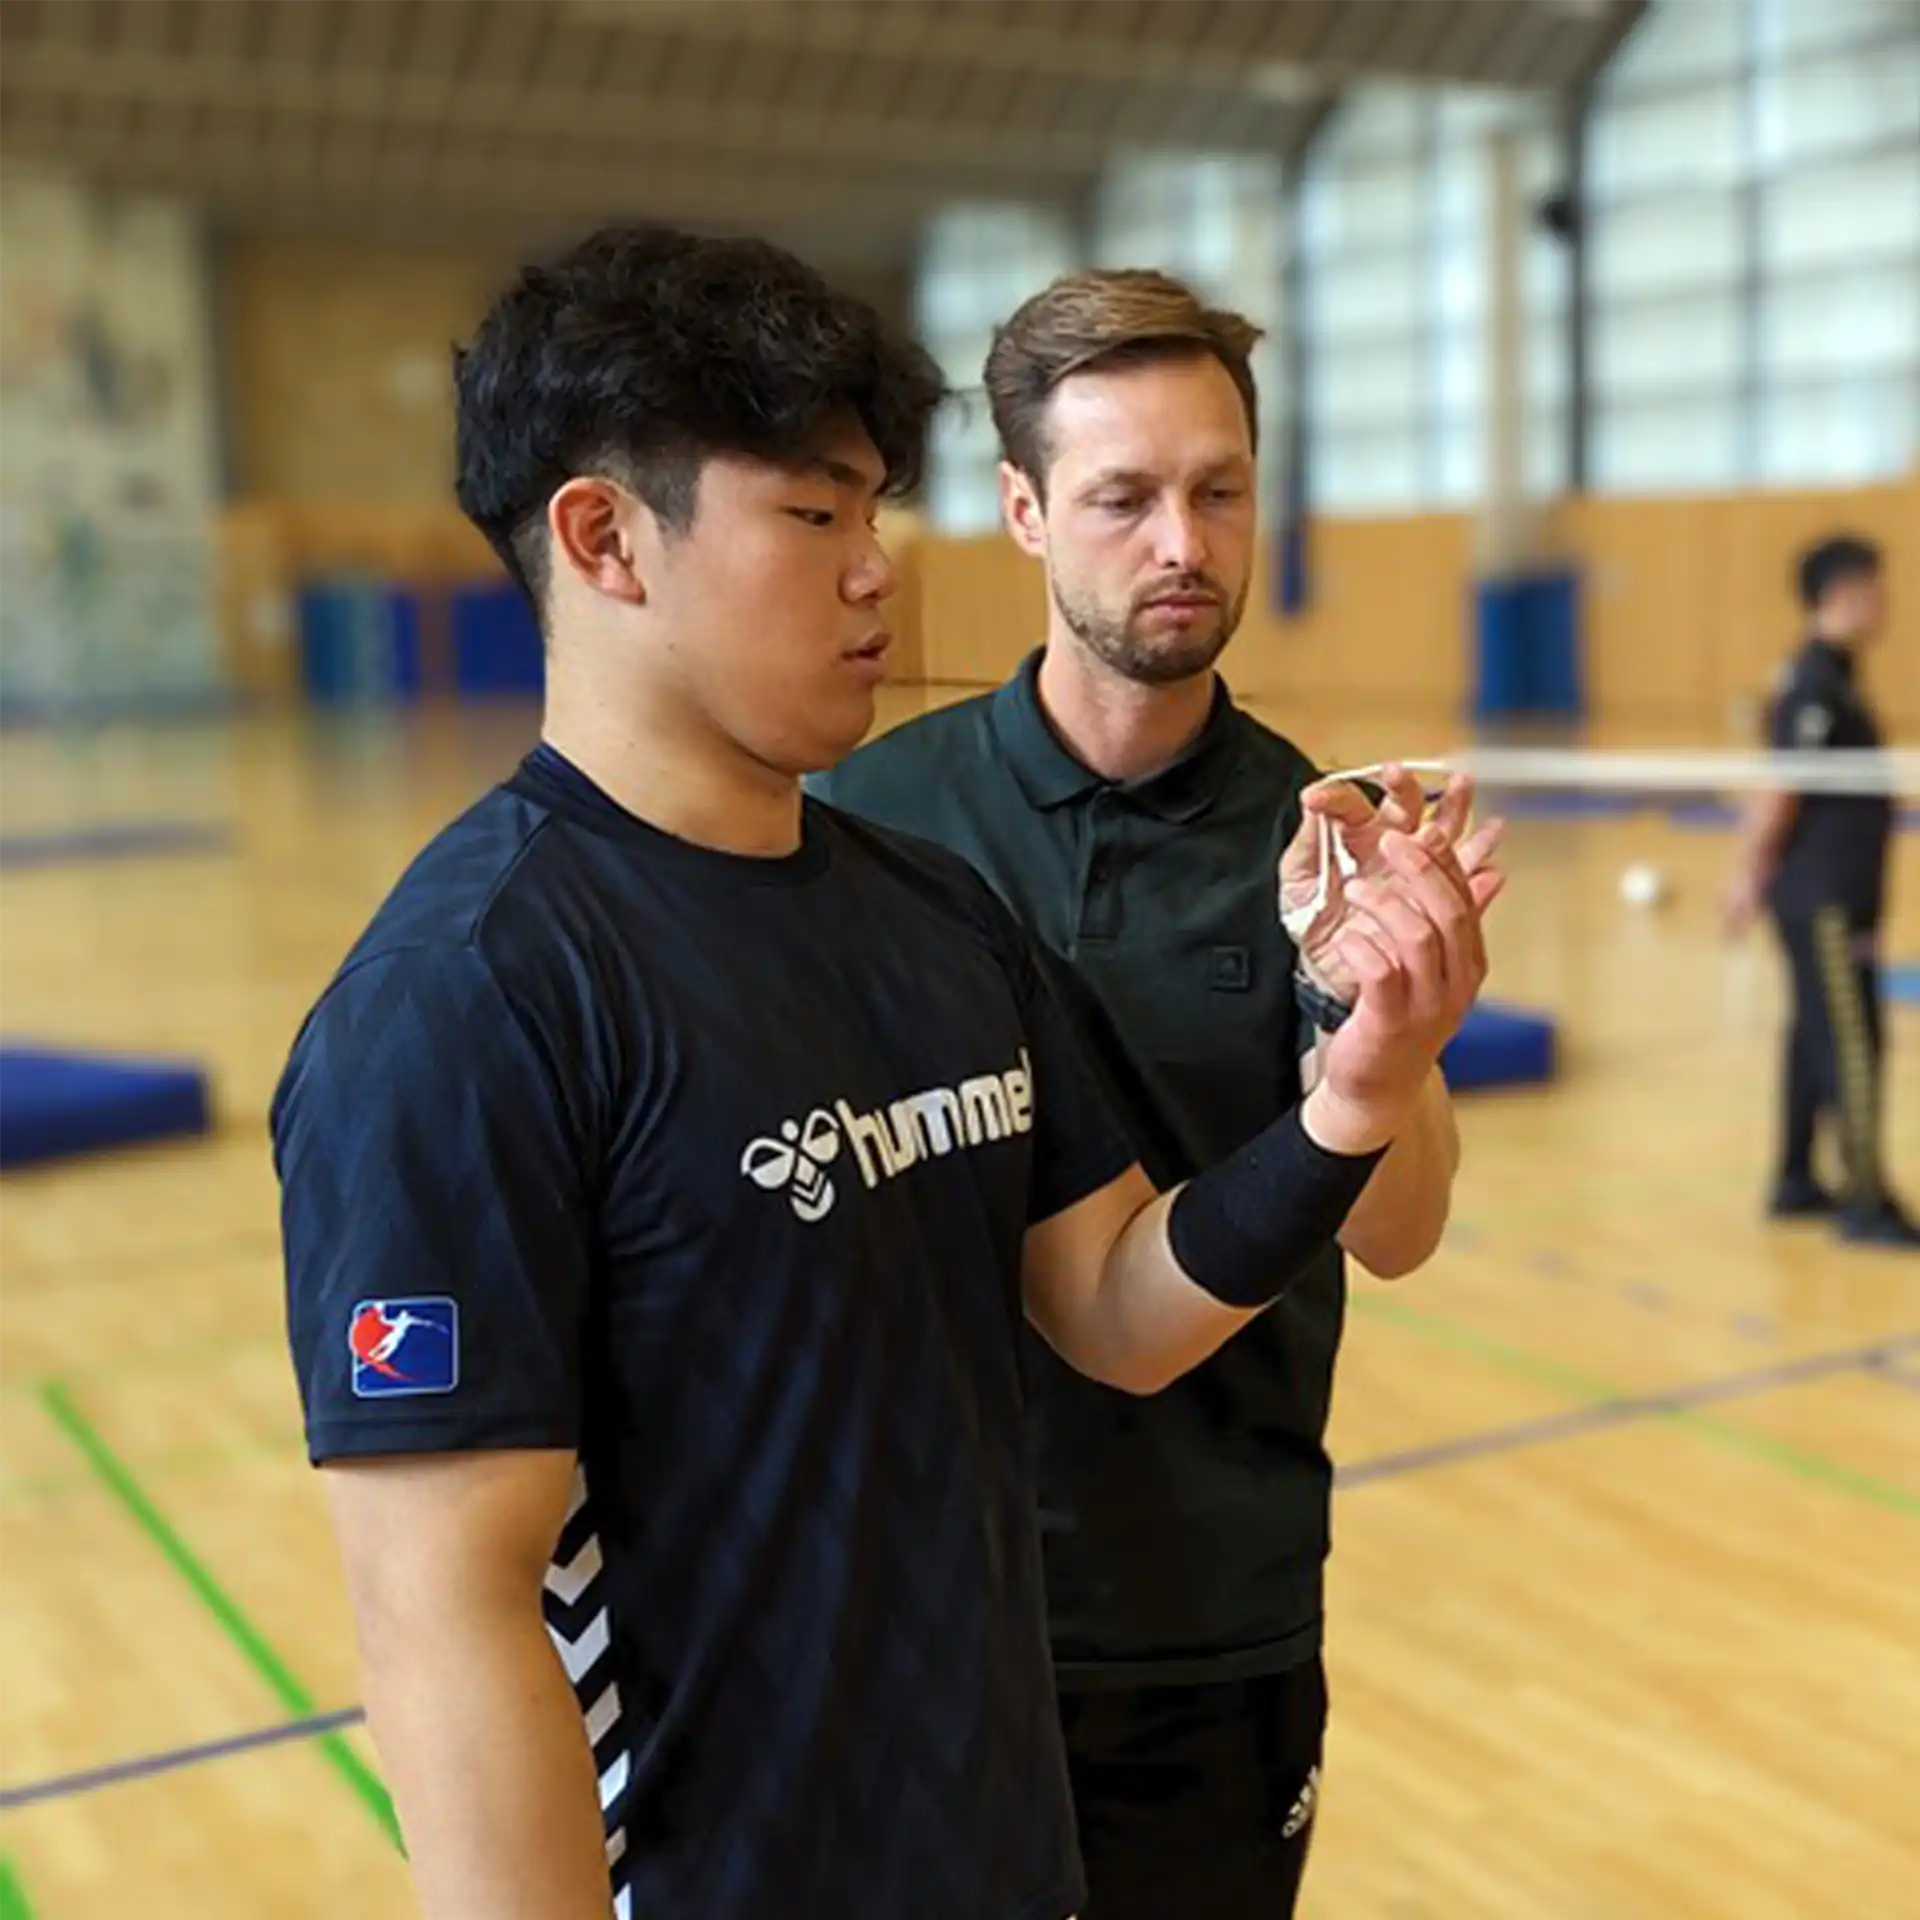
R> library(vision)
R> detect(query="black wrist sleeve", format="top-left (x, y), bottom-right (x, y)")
top-left (1167, 1106), bottom-right (1387, 1309)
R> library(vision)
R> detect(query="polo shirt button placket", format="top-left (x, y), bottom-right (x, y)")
top-left (1079, 798), bottom-right (1124, 944)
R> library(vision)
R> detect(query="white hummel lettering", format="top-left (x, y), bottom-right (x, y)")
top-left (747, 1050), bottom-right (1034, 1222)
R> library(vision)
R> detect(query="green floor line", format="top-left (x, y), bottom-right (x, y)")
top-left (38, 1381), bottom-right (402, 1849)
top-left (1350, 1294), bottom-right (1920, 1516)
top-left (0, 1859), bottom-right (35, 1920)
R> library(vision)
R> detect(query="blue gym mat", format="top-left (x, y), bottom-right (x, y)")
top-left (1442, 1003), bottom-right (1557, 1092)
top-left (0, 1046), bottom-right (213, 1168)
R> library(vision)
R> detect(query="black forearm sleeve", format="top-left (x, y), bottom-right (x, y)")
top-left (1166, 1106), bottom-right (1387, 1309)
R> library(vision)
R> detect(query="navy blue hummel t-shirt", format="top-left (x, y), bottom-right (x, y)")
top-left (273, 745), bottom-right (1134, 1920)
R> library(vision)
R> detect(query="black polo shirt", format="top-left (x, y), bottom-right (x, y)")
top-left (813, 652), bottom-right (1339, 1688)
top-left (1765, 638), bottom-right (1894, 928)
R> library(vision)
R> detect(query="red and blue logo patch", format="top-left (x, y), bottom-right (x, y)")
top-left (349, 1297), bottom-right (459, 1398)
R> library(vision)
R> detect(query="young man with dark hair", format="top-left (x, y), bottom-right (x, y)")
top-left (814, 267), bottom-right (1502, 1915)
top-left (1726, 532), bottom-right (1916, 1247)
top-left (274, 230), bottom-right (1496, 1920)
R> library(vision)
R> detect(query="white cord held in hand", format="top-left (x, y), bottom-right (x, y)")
top-left (1279, 761), bottom-right (1455, 967)
top-left (1277, 739), bottom-right (1920, 1001)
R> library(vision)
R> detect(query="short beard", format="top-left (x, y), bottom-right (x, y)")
top-left (1052, 575), bottom-right (1246, 688)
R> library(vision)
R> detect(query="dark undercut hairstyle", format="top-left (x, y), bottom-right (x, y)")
top-left (454, 224), bottom-right (947, 611)
top-left (1795, 533), bottom-right (1882, 612)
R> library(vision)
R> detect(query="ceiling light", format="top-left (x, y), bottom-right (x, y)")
top-left (1245, 61), bottom-right (1322, 104)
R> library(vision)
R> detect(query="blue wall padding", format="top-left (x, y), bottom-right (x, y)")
top-left (1887, 966), bottom-right (1920, 1006)
top-left (1442, 1003), bottom-right (1557, 1092)
top-left (0, 1047), bottom-right (212, 1168)
top-left (1473, 569), bottom-right (1583, 721)
top-left (298, 583), bottom-right (421, 705)
top-left (451, 584), bottom-right (544, 696)
top-left (1276, 513), bottom-right (1310, 618)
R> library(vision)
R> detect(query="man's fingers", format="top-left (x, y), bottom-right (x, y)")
top-left (1430, 773), bottom-right (1475, 846)
top-left (1346, 871), bottom-right (1451, 1016)
top-left (1457, 816), bottom-right (1506, 875)
top-left (1414, 839), bottom-right (1488, 996)
top-left (1406, 826), bottom-right (1486, 977)
top-left (1376, 764), bottom-right (1426, 834)
top-left (1332, 922), bottom-right (1407, 1021)
top-left (1413, 821), bottom-right (1474, 904)
top-left (1301, 779), bottom-right (1378, 829)
top-left (1365, 832), bottom-right (1492, 1010)
top-left (1277, 807), bottom-right (1324, 884)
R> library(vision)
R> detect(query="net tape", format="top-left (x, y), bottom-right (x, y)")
top-left (1293, 747), bottom-right (1920, 922)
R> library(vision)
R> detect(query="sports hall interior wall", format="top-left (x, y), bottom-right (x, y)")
top-left (211, 233), bottom-right (925, 701)
top-left (205, 231), bottom-right (1917, 734)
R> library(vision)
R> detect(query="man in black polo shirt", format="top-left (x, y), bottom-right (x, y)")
top-left (274, 231), bottom-right (1495, 1920)
top-left (1726, 533), bottom-right (1916, 1248)
top-left (814, 269), bottom-right (1497, 1914)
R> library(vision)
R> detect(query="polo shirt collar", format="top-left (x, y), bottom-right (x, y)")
top-left (990, 648), bottom-right (1241, 823)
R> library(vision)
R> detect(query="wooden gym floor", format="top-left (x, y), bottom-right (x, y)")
top-left (1, 692), bottom-right (1915, 1919)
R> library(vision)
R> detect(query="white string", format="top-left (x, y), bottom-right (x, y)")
top-left (1319, 746), bottom-right (1920, 799)
top-left (1297, 761), bottom-right (1453, 928)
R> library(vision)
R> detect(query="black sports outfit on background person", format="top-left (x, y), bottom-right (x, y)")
top-left (1763, 636), bottom-right (1914, 1245)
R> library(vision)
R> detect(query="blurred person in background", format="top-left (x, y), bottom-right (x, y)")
top-left (815, 268), bottom-right (1504, 1918)
top-left (1725, 533), bottom-right (1917, 1249)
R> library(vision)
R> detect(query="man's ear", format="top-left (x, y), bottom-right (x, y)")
top-left (999, 461), bottom-right (1048, 561)
top-left (548, 477), bottom-right (648, 606)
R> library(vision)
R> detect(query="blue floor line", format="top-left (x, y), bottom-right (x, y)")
top-left (0, 823), bottom-right (232, 870)
top-left (0, 1707), bottom-right (365, 1811)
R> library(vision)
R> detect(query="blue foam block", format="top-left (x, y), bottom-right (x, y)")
top-left (0, 1046), bottom-right (212, 1169)
top-left (1887, 966), bottom-right (1920, 1006)
top-left (1442, 1003), bottom-right (1557, 1092)
top-left (452, 583), bottom-right (544, 696)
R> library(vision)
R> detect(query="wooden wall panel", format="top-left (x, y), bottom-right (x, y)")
top-left (915, 533), bottom-right (1047, 685)
top-left (221, 238), bottom-right (504, 504)
top-left (1549, 495), bottom-right (1730, 729)
top-left (1231, 514), bottom-right (1475, 716)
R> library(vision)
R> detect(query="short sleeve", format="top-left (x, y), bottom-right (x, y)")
top-left (1769, 673), bottom-right (1833, 752)
top-left (997, 921), bottom-right (1139, 1226)
top-left (272, 945), bottom-right (595, 1464)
